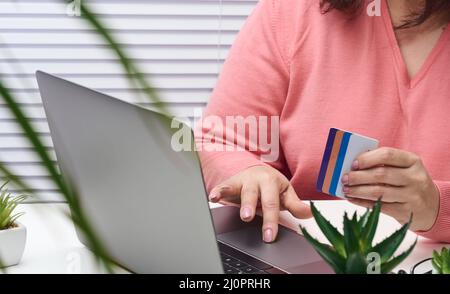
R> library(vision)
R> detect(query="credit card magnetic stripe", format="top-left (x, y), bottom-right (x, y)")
top-left (316, 128), bottom-right (337, 192)
top-left (317, 129), bottom-right (351, 196)
top-left (329, 132), bottom-right (351, 195)
top-left (321, 131), bottom-right (343, 194)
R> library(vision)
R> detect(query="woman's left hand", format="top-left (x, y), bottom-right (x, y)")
top-left (341, 147), bottom-right (440, 231)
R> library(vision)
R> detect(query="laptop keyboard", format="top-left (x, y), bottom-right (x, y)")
top-left (218, 242), bottom-right (285, 274)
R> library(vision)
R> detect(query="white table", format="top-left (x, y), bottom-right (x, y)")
top-left (5, 201), bottom-right (446, 274)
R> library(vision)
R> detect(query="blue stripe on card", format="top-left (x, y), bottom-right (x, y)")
top-left (316, 128), bottom-right (337, 192)
top-left (329, 132), bottom-right (351, 196)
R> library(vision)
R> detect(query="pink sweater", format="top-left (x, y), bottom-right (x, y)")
top-left (195, 0), bottom-right (450, 242)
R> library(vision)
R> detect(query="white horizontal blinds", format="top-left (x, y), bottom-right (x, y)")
top-left (0, 0), bottom-right (258, 201)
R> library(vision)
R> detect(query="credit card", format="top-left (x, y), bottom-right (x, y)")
top-left (316, 128), bottom-right (379, 198)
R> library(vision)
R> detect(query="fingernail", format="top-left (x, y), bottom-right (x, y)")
top-left (263, 228), bottom-right (274, 243)
top-left (343, 186), bottom-right (350, 193)
top-left (209, 192), bottom-right (218, 201)
top-left (241, 207), bottom-right (252, 219)
top-left (341, 174), bottom-right (349, 185)
top-left (352, 160), bottom-right (359, 170)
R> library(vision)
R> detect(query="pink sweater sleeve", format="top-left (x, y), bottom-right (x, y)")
top-left (416, 181), bottom-right (450, 243)
top-left (195, 0), bottom-right (291, 193)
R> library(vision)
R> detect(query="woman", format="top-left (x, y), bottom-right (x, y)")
top-left (195, 0), bottom-right (450, 243)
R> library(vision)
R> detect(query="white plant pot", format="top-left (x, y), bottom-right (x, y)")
top-left (0, 222), bottom-right (27, 268)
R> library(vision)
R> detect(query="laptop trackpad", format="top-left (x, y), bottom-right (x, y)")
top-left (214, 209), bottom-right (332, 273)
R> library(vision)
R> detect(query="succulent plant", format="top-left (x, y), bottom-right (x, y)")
top-left (0, 182), bottom-right (27, 230)
top-left (300, 200), bottom-right (417, 274)
top-left (432, 247), bottom-right (450, 274)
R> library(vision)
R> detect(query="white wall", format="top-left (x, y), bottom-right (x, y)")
top-left (0, 0), bottom-right (258, 201)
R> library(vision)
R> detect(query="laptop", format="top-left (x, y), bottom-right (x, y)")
top-left (36, 71), bottom-right (332, 274)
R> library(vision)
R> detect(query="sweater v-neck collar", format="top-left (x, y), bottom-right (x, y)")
top-left (380, 0), bottom-right (450, 89)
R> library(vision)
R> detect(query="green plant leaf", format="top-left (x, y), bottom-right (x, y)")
top-left (442, 248), bottom-right (450, 274)
top-left (0, 182), bottom-right (28, 230)
top-left (0, 163), bottom-right (35, 195)
top-left (442, 248), bottom-right (449, 258)
top-left (432, 259), bottom-right (442, 274)
top-left (357, 209), bottom-right (370, 229)
top-left (371, 217), bottom-right (412, 263)
top-left (432, 250), bottom-right (443, 269)
top-left (350, 211), bottom-right (362, 240)
top-left (343, 212), bottom-right (361, 255)
top-left (300, 226), bottom-right (346, 274)
top-left (8, 212), bottom-right (25, 226)
top-left (310, 202), bottom-right (346, 257)
top-left (351, 211), bottom-right (358, 223)
top-left (361, 200), bottom-right (381, 247)
top-left (380, 239), bottom-right (417, 274)
top-left (442, 261), bottom-right (450, 274)
top-left (0, 181), bottom-right (7, 191)
top-left (0, 82), bottom-right (68, 196)
top-left (442, 248), bottom-right (450, 263)
top-left (432, 248), bottom-right (450, 274)
top-left (345, 252), bottom-right (368, 274)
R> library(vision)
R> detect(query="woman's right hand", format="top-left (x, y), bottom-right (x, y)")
top-left (208, 165), bottom-right (312, 243)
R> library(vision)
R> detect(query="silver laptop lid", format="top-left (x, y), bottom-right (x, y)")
top-left (36, 71), bottom-right (223, 274)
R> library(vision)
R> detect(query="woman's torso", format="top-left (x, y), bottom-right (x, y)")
top-left (282, 0), bottom-right (450, 199)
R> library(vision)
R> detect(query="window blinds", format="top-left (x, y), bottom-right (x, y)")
top-left (0, 0), bottom-right (258, 201)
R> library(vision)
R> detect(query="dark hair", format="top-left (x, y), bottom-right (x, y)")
top-left (320, 0), bottom-right (450, 28)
